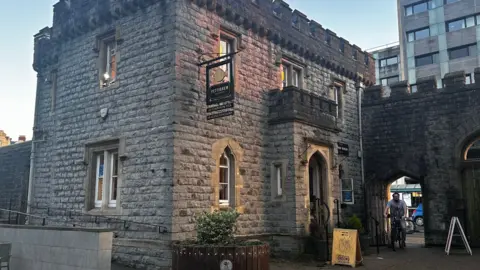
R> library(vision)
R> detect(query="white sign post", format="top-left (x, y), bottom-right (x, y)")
top-left (445, 216), bottom-right (472, 256)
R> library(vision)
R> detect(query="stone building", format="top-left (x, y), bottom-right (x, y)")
top-left (363, 70), bottom-right (480, 247)
top-left (31, 0), bottom-right (374, 268)
top-left (0, 130), bottom-right (11, 147)
top-left (0, 141), bottom-right (31, 221)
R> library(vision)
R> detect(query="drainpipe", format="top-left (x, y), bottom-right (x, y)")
top-left (356, 81), bottom-right (367, 229)
top-left (26, 74), bottom-right (43, 220)
top-left (26, 138), bottom-right (35, 219)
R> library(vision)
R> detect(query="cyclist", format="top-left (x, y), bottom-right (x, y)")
top-left (384, 192), bottom-right (408, 247)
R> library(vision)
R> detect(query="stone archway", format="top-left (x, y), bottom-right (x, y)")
top-left (302, 145), bottom-right (334, 234)
top-left (460, 137), bottom-right (480, 246)
top-left (308, 152), bottom-right (328, 231)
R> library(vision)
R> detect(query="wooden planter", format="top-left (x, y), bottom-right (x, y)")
top-left (172, 243), bottom-right (270, 270)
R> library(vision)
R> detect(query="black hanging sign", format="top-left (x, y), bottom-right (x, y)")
top-left (205, 56), bottom-right (235, 120)
top-left (337, 143), bottom-right (349, 156)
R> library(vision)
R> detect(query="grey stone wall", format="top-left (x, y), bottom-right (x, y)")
top-left (31, 1), bottom-right (176, 269)
top-left (172, 0), bottom-right (367, 244)
top-left (0, 142), bottom-right (31, 220)
top-left (31, 0), bottom-right (372, 268)
top-left (362, 71), bottom-right (480, 246)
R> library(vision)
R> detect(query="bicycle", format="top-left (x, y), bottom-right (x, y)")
top-left (387, 214), bottom-right (406, 251)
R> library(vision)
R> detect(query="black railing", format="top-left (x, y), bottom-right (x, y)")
top-left (333, 199), bottom-right (341, 227)
top-left (0, 199), bottom-right (168, 234)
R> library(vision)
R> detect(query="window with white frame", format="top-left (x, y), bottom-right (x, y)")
top-left (219, 36), bottom-right (234, 83)
top-left (271, 161), bottom-right (286, 199)
top-left (94, 150), bottom-right (119, 208)
top-left (219, 148), bottom-right (235, 206)
top-left (99, 38), bottom-right (117, 87)
top-left (329, 82), bottom-right (343, 118)
top-left (341, 178), bottom-right (354, 204)
top-left (281, 60), bottom-right (303, 89)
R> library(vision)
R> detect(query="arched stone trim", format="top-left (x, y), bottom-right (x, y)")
top-left (211, 138), bottom-right (244, 213)
top-left (302, 144), bottom-right (334, 232)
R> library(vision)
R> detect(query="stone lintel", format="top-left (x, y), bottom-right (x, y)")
top-left (389, 80), bottom-right (410, 97)
top-left (443, 71), bottom-right (466, 88)
top-left (417, 76), bottom-right (437, 92)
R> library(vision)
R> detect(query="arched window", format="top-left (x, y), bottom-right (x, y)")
top-left (219, 148), bottom-right (235, 206)
top-left (465, 139), bottom-right (480, 160)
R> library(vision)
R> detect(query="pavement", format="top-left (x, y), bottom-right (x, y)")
top-left (113, 228), bottom-right (480, 270)
top-left (272, 229), bottom-right (480, 270)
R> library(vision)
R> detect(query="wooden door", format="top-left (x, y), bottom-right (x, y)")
top-left (462, 163), bottom-right (480, 246)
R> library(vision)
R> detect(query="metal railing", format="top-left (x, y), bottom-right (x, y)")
top-left (0, 199), bottom-right (168, 234)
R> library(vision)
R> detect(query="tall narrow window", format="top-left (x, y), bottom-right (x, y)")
top-left (109, 152), bottom-right (119, 207)
top-left (292, 69), bottom-right (299, 87)
top-left (93, 149), bottom-right (119, 208)
top-left (219, 36), bottom-right (233, 83)
top-left (95, 154), bottom-right (105, 208)
top-left (219, 151), bottom-right (231, 206)
top-left (341, 178), bottom-right (354, 204)
top-left (282, 65), bottom-right (287, 88)
top-left (276, 165), bottom-right (283, 196)
top-left (106, 41), bottom-right (117, 82)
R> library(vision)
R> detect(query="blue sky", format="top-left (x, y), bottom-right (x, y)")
top-left (0, 0), bottom-right (398, 140)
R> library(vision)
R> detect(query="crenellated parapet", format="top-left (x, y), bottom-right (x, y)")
top-left (363, 68), bottom-right (480, 105)
top-left (33, 0), bottom-right (164, 72)
top-left (49, 0), bottom-right (163, 41)
top-left (33, 27), bottom-right (57, 73)
top-left (191, 0), bottom-right (375, 86)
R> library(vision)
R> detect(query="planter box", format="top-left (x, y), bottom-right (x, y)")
top-left (172, 243), bottom-right (270, 270)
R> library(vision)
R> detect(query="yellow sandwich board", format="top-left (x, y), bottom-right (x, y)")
top-left (331, 228), bottom-right (363, 267)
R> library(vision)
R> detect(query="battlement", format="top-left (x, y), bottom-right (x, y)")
top-left (194, 0), bottom-right (375, 85)
top-left (363, 68), bottom-right (480, 105)
top-left (37, 0), bottom-right (374, 85)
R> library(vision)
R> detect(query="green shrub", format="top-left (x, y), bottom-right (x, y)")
top-left (196, 209), bottom-right (240, 245)
top-left (345, 215), bottom-right (365, 234)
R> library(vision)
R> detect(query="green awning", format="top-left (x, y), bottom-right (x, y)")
top-left (390, 184), bottom-right (421, 193)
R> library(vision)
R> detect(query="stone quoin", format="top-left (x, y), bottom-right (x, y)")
top-left (30, 0), bottom-right (374, 268)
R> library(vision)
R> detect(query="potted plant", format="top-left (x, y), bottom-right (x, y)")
top-left (172, 209), bottom-right (270, 270)
top-left (345, 215), bottom-right (371, 255)
top-left (304, 216), bottom-right (328, 261)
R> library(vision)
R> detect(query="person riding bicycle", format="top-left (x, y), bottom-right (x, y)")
top-left (384, 192), bottom-right (408, 246)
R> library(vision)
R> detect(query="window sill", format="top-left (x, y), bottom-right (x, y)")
top-left (87, 208), bottom-right (122, 216)
top-left (100, 81), bottom-right (120, 90)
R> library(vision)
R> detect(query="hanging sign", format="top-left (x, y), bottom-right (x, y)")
top-left (332, 228), bottom-right (363, 267)
top-left (337, 143), bottom-right (349, 156)
top-left (205, 57), bottom-right (235, 120)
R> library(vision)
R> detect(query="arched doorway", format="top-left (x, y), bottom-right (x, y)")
top-left (461, 138), bottom-right (480, 245)
top-left (308, 152), bottom-right (328, 236)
